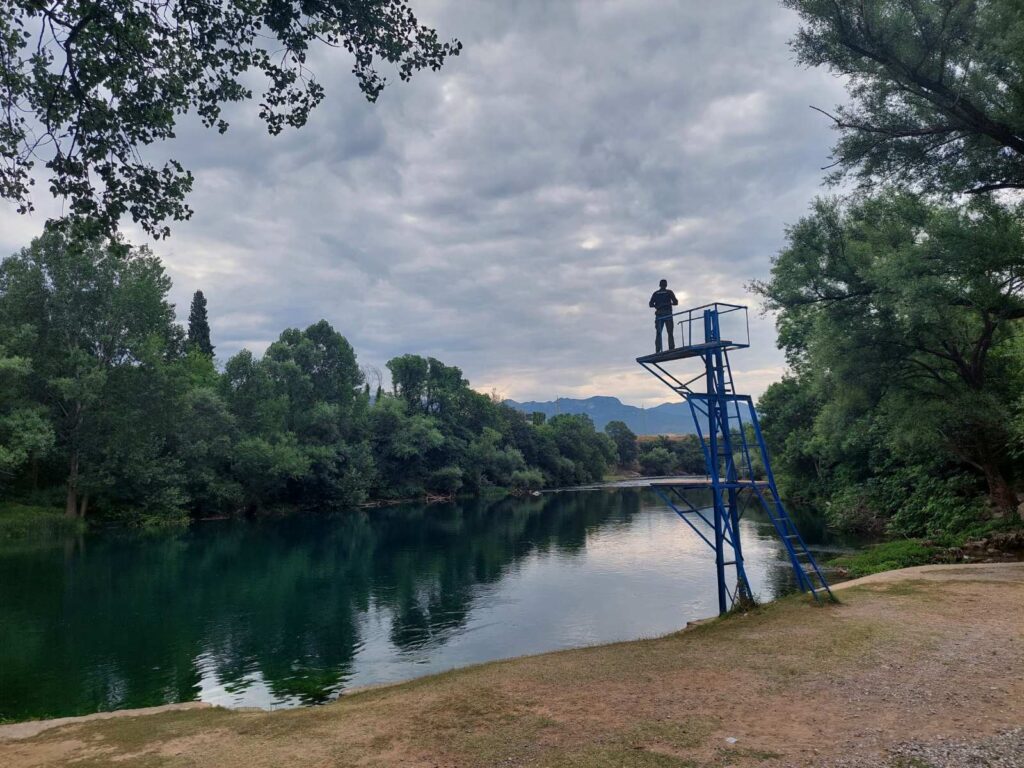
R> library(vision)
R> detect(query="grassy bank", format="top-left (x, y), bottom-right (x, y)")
top-left (829, 518), bottom-right (1024, 578)
top-left (0, 502), bottom-right (84, 541)
top-left (829, 539), bottom-right (936, 577)
top-left (2, 563), bottom-right (1021, 767)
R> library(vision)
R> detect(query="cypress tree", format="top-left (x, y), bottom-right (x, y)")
top-left (187, 290), bottom-right (215, 356)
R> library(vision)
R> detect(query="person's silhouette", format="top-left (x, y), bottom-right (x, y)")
top-left (649, 279), bottom-right (678, 352)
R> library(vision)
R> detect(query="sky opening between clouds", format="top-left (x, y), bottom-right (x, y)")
top-left (0, 0), bottom-right (847, 406)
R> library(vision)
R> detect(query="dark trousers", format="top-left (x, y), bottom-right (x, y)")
top-left (655, 315), bottom-right (675, 353)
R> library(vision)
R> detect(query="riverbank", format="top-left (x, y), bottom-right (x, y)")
top-left (0, 503), bottom-right (84, 541)
top-left (828, 521), bottom-right (1024, 577)
top-left (2, 562), bottom-right (1021, 767)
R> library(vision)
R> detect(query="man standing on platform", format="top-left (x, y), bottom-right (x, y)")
top-left (649, 279), bottom-right (679, 353)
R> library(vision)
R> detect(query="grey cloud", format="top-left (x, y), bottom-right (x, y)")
top-left (0, 0), bottom-right (847, 404)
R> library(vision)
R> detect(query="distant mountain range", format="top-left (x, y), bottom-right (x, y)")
top-left (505, 396), bottom-right (695, 436)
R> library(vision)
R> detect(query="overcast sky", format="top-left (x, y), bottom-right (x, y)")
top-left (0, 0), bottom-right (847, 406)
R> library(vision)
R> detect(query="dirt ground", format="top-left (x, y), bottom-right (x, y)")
top-left (2, 563), bottom-right (1022, 768)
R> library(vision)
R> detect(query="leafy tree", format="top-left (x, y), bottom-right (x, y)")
top-left (510, 468), bottom-right (545, 493)
top-left (0, 222), bottom-right (182, 518)
top-left (754, 192), bottom-right (1024, 525)
top-left (639, 446), bottom-right (675, 476)
top-left (787, 0), bottom-right (1024, 194)
top-left (428, 465), bottom-right (464, 495)
top-left (540, 415), bottom-right (617, 486)
top-left (0, 342), bottom-right (53, 489)
top-left (387, 354), bottom-right (429, 410)
top-left (265, 321), bottom-right (363, 418)
top-left (174, 388), bottom-right (242, 516)
top-left (82, 341), bottom-right (193, 522)
top-left (0, 2), bottom-right (461, 236)
top-left (224, 321), bottom-right (370, 509)
top-left (604, 420), bottom-right (638, 466)
top-left (672, 435), bottom-right (708, 476)
top-left (187, 291), bottom-right (215, 357)
top-left (757, 377), bottom-right (822, 505)
top-left (462, 428), bottom-right (526, 492)
top-left (368, 397), bottom-right (444, 498)
top-left (232, 435), bottom-right (310, 512)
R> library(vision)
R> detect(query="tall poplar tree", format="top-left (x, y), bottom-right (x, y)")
top-left (187, 291), bottom-right (215, 357)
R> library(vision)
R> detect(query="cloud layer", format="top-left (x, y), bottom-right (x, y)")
top-left (0, 0), bottom-right (846, 405)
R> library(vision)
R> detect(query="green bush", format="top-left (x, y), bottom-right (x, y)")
top-left (829, 539), bottom-right (935, 578)
top-left (427, 465), bottom-right (463, 494)
top-left (510, 468), bottom-right (544, 492)
top-left (0, 502), bottom-right (85, 540)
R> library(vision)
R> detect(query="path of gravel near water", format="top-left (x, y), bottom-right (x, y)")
top-left (821, 728), bottom-right (1024, 767)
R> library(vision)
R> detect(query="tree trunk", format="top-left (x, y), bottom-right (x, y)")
top-left (79, 493), bottom-right (89, 519)
top-left (64, 451), bottom-right (79, 519)
top-left (981, 462), bottom-right (1017, 516)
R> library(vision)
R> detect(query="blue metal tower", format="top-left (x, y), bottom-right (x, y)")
top-left (637, 302), bottom-right (833, 614)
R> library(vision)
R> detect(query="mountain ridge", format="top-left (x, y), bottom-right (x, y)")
top-left (505, 396), bottom-right (695, 435)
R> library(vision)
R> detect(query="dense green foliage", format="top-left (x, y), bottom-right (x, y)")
top-left (0, 227), bottom-right (616, 525)
top-left (637, 435), bottom-right (706, 477)
top-left (754, 192), bottom-right (1024, 535)
top-left (603, 420), bottom-right (638, 466)
top-left (0, 1), bottom-right (460, 236)
top-left (787, 0), bottom-right (1024, 195)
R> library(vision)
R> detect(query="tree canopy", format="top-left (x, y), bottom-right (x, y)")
top-left (0, 1), bottom-right (461, 237)
top-left (754, 191), bottom-right (1024, 532)
top-left (786, 0), bottom-right (1024, 194)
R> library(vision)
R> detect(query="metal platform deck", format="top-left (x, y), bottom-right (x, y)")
top-left (648, 478), bottom-right (771, 490)
top-left (635, 340), bottom-right (743, 364)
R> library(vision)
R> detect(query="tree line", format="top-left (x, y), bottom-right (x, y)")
top-left (0, 223), bottom-right (617, 525)
top-left (755, 1), bottom-right (1024, 535)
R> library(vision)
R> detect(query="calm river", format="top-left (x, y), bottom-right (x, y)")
top-left (0, 486), bottom-right (856, 720)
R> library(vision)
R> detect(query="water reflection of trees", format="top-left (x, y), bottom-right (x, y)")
top-left (0, 489), bottom-right (643, 719)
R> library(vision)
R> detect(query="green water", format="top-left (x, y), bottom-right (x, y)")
top-left (0, 487), bottom-right (854, 721)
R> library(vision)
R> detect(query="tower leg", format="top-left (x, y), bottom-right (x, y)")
top-left (713, 499), bottom-right (727, 615)
top-left (727, 486), bottom-right (752, 605)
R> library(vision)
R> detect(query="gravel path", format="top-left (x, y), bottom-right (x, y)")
top-left (820, 728), bottom-right (1024, 767)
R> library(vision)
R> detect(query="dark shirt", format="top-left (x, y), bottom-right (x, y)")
top-left (649, 288), bottom-right (678, 316)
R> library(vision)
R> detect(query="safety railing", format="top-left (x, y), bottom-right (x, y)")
top-left (667, 302), bottom-right (750, 350)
